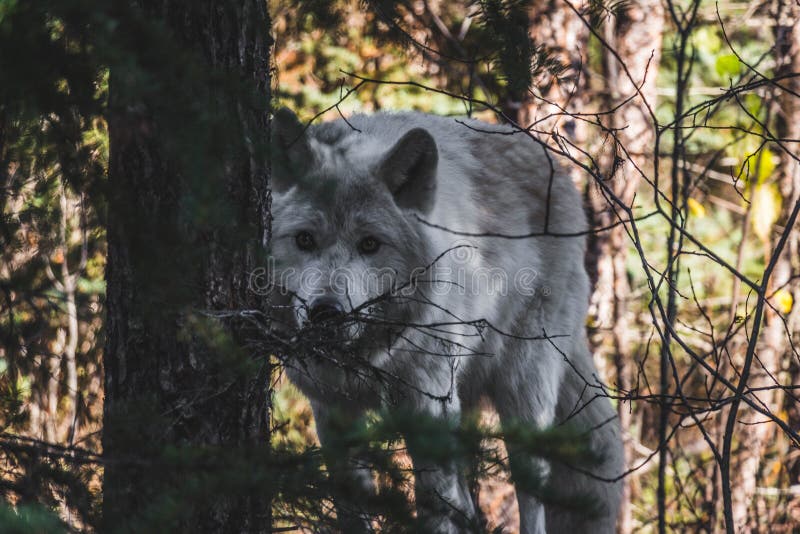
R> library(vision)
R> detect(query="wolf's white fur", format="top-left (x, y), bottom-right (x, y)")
top-left (270, 110), bottom-right (623, 533)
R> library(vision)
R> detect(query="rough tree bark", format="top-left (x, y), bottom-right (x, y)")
top-left (103, 2), bottom-right (272, 531)
top-left (730, 2), bottom-right (800, 531)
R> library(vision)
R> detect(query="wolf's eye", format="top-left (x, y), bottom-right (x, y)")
top-left (295, 231), bottom-right (316, 251)
top-left (358, 236), bottom-right (380, 255)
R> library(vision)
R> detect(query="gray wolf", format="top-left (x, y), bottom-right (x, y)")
top-left (268, 108), bottom-right (623, 533)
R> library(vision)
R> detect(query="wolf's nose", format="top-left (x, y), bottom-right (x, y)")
top-left (307, 297), bottom-right (345, 323)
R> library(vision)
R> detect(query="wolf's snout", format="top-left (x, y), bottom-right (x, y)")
top-left (307, 296), bottom-right (345, 323)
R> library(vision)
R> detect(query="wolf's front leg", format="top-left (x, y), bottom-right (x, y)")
top-left (403, 401), bottom-right (478, 533)
top-left (492, 341), bottom-right (564, 534)
top-left (310, 401), bottom-right (376, 533)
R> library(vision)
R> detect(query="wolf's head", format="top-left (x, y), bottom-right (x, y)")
top-left (267, 108), bottom-right (437, 343)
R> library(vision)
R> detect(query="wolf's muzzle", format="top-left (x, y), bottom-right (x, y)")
top-left (307, 296), bottom-right (345, 324)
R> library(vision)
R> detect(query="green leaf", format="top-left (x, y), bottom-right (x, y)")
top-left (715, 54), bottom-right (741, 78)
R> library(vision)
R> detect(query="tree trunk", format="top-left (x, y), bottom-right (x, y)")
top-left (103, 2), bottom-right (272, 531)
top-left (59, 184), bottom-right (81, 445)
top-left (730, 2), bottom-right (800, 530)
top-left (519, 0), bottom-right (590, 142)
top-left (45, 348), bottom-right (60, 443)
top-left (588, 2), bottom-right (664, 533)
top-left (63, 277), bottom-right (79, 444)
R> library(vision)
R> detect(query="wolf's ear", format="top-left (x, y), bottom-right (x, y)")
top-left (271, 107), bottom-right (312, 192)
top-left (377, 128), bottom-right (438, 214)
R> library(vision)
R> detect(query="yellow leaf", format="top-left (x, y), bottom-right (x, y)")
top-left (688, 197), bottom-right (706, 218)
top-left (773, 289), bottom-right (794, 314)
top-left (751, 183), bottom-right (781, 243)
top-left (757, 148), bottom-right (779, 184)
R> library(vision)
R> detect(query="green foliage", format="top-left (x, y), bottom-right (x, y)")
top-left (272, 0), bottom-right (470, 116)
top-left (472, 0), bottom-right (536, 98)
top-left (0, 503), bottom-right (65, 533)
top-left (272, 377), bottom-right (317, 451)
top-left (271, 0), bottom-right (568, 119)
top-left (270, 407), bottom-right (602, 530)
top-left (0, 0), bottom-right (107, 449)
